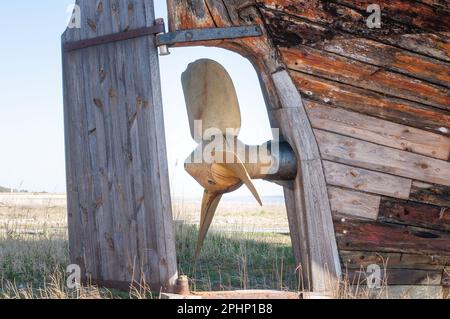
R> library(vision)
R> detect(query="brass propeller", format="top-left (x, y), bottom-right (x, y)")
top-left (182, 59), bottom-right (263, 258)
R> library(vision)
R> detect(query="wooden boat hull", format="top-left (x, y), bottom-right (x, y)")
top-left (168, 0), bottom-right (450, 292)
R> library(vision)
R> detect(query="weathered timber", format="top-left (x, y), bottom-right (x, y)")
top-left (379, 198), bottom-right (450, 231)
top-left (315, 130), bottom-right (450, 187)
top-left (258, 1), bottom-right (450, 62)
top-left (293, 74), bottom-right (450, 137)
top-left (443, 267), bottom-right (450, 286)
top-left (340, 251), bottom-right (450, 270)
top-left (272, 71), bottom-right (341, 292)
top-left (307, 103), bottom-right (450, 160)
top-left (308, 37), bottom-right (450, 88)
top-left (281, 46), bottom-right (450, 110)
top-left (416, 0), bottom-right (450, 11)
top-left (324, 161), bottom-right (412, 199)
top-left (347, 268), bottom-right (442, 286)
top-left (335, 219), bottom-right (450, 255)
top-left (62, 0), bottom-right (177, 290)
top-left (168, 0), bottom-right (342, 293)
top-left (332, 0), bottom-right (450, 33)
top-left (328, 186), bottom-right (381, 220)
top-left (410, 181), bottom-right (450, 208)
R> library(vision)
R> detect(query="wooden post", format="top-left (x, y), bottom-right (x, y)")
top-left (62, 0), bottom-right (177, 291)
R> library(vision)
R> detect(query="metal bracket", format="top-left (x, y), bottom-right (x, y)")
top-left (63, 20), bottom-right (165, 52)
top-left (63, 18), bottom-right (263, 56)
top-left (156, 25), bottom-right (263, 56)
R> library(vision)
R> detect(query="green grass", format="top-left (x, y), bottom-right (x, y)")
top-left (0, 202), bottom-right (299, 298)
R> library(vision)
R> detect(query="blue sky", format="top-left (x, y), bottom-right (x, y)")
top-left (0, 1), bottom-right (283, 199)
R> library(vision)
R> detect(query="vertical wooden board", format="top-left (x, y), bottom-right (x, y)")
top-left (307, 102), bottom-right (450, 160)
top-left (324, 161), bottom-right (412, 199)
top-left (315, 130), bottom-right (450, 187)
top-left (62, 0), bottom-right (177, 290)
top-left (272, 70), bottom-right (341, 292)
top-left (328, 186), bottom-right (381, 220)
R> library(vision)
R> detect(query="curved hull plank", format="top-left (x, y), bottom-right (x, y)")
top-left (167, 0), bottom-right (450, 294)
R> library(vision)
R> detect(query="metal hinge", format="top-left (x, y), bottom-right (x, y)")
top-left (156, 23), bottom-right (262, 56)
top-left (63, 19), bottom-right (262, 55)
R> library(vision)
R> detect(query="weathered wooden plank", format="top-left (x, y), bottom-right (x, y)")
top-left (281, 46), bottom-right (450, 110)
top-left (443, 267), bottom-right (450, 286)
top-left (292, 73), bottom-right (450, 136)
top-left (328, 186), bottom-right (381, 220)
top-left (333, 0), bottom-right (450, 32)
top-left (385, 285), bottom-right (444, 299)
top-left (347, 268), bottom-right (442, 286)
top-left (308, 37), bottom-right (450, 88)
top-left (335, 219), bottom-right (450, 255)
top-left (315, 130), bottom-right (450, 187)
top-left (272, 70), bottom-right (341, 292)
top-left (416, 0), bottom-right (450, 11)
top-left (62, 0), bottom-right (177, 291)
top-left (410, 181), bottom-right (450, 208)
top-left (379, 198), bottom-right (450, 231)
top-left (258, 1), bottom-right (450, 61)
top-left (307, 103), bottom-right (450, 160)
top-left (324, 161), bottom-right (412, 199)
top-left (340, 251), bottom-right (449, 270)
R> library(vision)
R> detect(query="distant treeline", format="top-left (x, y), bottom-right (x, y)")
top-left (0, 186), bottom-right (29, 193)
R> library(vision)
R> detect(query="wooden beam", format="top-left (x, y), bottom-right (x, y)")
top-left (272, 70), bottom-right (341, 292)
top-left (62, 0), bottom-right (177, 291)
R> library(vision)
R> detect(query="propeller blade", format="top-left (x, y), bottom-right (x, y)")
top-left (195, 190), bottom-right (223, 259)
top-left (213, 150), bottom-right (263, 206)
top-left (182, 59), bottom-right (241, 142)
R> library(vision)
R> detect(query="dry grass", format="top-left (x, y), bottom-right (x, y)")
top-left (0, 196), bottom-right (445, 299)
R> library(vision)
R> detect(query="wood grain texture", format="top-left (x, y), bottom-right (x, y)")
top-left (272, 71), bottom-right (341, 292)
top-left (335, 219), bottom-right (450, 255)
top-left (340, 251), bottom-right (450, 270)
top-left (62, 0), bottom-right (177, 291)
top-left (308, 37), bottom-right (450, 88)
top-left (307, 103), bottom-right (450, 160)
top-left (324, 161), bottom-right (412, 199)
top-left (258, 1), bottom-right (450, 62)
top-left (293, 73), bottom-right (450, 136)
top-left (315, 130), bottom-right (450, 187)
top-left (281, 46), bottom-right (450, 110)
top-left (347, 268), bottom-right (442, 286)
top-left (410, 182), bottom-right (450, 208)
top-left (328, 186), bottom-right (381, 220)
top-left (379, 198), bottom-right (450, 231)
